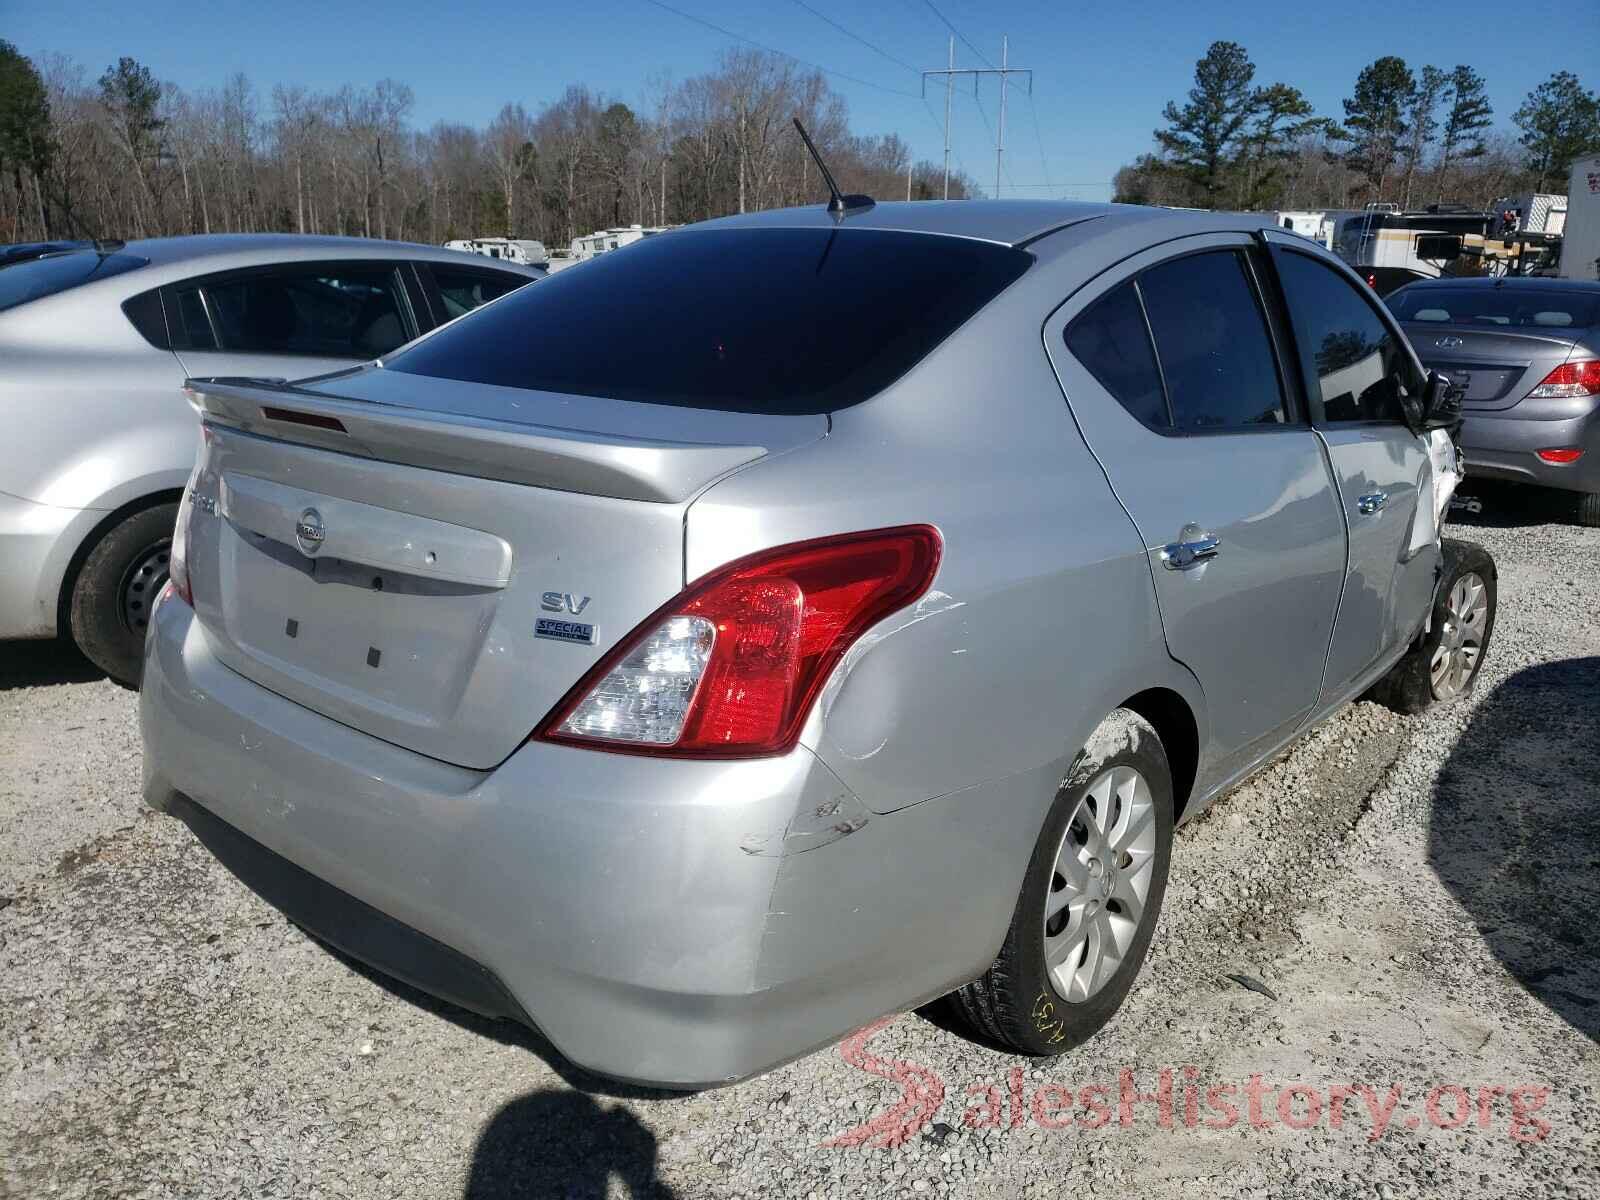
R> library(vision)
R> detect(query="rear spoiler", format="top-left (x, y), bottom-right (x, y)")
top-left (184, 377), bottom-right (772, 504)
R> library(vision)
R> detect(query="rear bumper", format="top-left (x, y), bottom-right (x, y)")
top-left (140, 597), bottom-right (1021, 1087)
top-left (1458, 401), bottom-right (1600, 494)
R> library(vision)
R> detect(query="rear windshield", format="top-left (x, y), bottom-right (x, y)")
top-left (0, 250), bottom-right (149, 313)
top-left (1387, 286), bottom-right (1600, 330)
top-left (386, 227), bottom-right (1032, 414)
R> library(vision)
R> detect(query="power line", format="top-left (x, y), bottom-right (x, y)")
top-left (782, 0), bottom-right (950, 161)
top-left (923, 37), bottom-right (1030, 199)
top-left (920, 0), bottom-right (994, 68)
top-left (784, 0), bottom-right (921, 76)
top-left (972, 91), bottom-right (995, 141)
top-left (643, 0), bottom-right (991, 195)
top-left (912, 1), bottom-right (1051, 191)
top-left (640, 0), bottom-right (922, 99)
top-left (1026, 91), bottom-right (1053, 193)
top-left (921, 96), bottom-right (969, 178)
top-left (973, 85), bottom-right (1017, 192)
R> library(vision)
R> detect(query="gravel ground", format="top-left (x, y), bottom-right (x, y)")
top-left (3, 484), bottom-right (1598, 1200)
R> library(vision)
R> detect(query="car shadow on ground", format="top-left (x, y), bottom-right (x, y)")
top-left (1429, 656), bottom-right (1600, 1043)
top-left (464, 1090), bottom-right (677, 1199)
top-left (0, 639), bottom-right (105, 690)
top-left (311, 937), bottom-right (688, 1102)
top-left (307, 942), bottom-right (684, 1193)
top-left (314, 947), bottom-right (682, 1195)
top-left (1445, 481), bottom-right (1581, 531)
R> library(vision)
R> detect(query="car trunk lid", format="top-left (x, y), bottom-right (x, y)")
top-left (1401, 324), bottom-right (1582, 411)
top-left (182, 374), bottom-right (826, 768)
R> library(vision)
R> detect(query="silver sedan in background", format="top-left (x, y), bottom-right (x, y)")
top-left (1387, 277), bottom-right (1600, 525)
top-left (0, 235), bottom-right (539, 682)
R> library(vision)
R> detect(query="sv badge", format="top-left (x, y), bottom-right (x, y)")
top-left (541, 591), bottom-right (591, 615)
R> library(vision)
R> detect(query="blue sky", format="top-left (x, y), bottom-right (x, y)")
top-left (9, 0), bottom-right (1598, 202)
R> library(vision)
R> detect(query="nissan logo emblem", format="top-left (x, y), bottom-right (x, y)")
top-left (295, 508), bottom-right (326, 555)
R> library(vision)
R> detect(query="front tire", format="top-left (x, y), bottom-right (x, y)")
top-left (68, 503), bottom-right (178, 688)
top-left (1371, 537), bottom-right (1497, 715)
top-left (950, 709), bottom-right (1174, 1055)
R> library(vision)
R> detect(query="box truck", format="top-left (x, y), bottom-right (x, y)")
top-left (1560, 156), bottom-right (1600, 280)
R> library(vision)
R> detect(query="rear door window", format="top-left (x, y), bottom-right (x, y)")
top-left (1139, 250), bottom-right (1287, 431)
top-left (387, 228), bottom-right (1032, 415)
top-left (427, 265), bottom-right (531, 321)
top-left (175, 265), bottom-right (413, 358)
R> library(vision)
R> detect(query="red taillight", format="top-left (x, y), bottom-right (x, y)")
top-left (1366, 273), bottom-right (1378, 288)
top-left (167, 494), bottom-right (195, 607)
top-left (1528, 360), bottom-right (1600, 399)
top-left (535, 526), bottom-right (942, 758)
top-left (1536, 448), bottom-right (1585, 464)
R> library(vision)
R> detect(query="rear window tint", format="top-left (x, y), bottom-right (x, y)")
top-left (0, 250), bottom-right (148, 313)
top-left (1386, 287), bottom-right (1600, 329)
top-left (1140, 250), bottom-right (1286, 431)
top-left (386, 228), bottom-right (1031, 414)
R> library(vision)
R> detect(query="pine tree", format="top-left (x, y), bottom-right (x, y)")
top-left (1435, 65), bottom-right (1493, 201)
top-left (0, 40), bottom-right (54, 236)
top-left (1513, 71), bottom-right (1600, 192)
top-left (1400, 66), bottom-right (1447, 209)
top-left (1338, 56), bottom-right (1417, 200)
top-left (1154, 41), bottom-right (1259, 208)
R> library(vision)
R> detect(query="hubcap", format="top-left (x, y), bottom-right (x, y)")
top-left (1431, 571), bottom-right (1488, 700)
top-left (1043, 765), bottom-right (1157, 1003)
top-left (119, 541), bottom-right (171, 637)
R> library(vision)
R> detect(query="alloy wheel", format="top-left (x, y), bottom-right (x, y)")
top-left (1431, 571), bottom-right (1488, 700)
top-left (1042, 765), bottom-right (1158, 1002)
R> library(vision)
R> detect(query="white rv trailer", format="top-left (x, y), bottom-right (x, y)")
top-left (566, 224), bottom-right (676, 263)
top-left (1335, 207), bottom-right (1498, 277)
top-left (1273, 210), bottom-right (1326, 240)
top-left (1559, 156), bottom-right (1600, 281)
top-left (1272, 209), bottom-right (1365, 250)
top-left (442, 237), bottom-right (550, 270)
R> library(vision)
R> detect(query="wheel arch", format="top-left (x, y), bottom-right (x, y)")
top-left (1118, 687), bottom-right (1200, 822)
top-left (55, 489), bottom-right (184, 634)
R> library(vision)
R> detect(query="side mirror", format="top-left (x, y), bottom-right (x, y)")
top-left (1421, 369), bottom-right (1464, 431)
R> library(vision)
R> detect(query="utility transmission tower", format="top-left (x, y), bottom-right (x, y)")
top-left (921, 37), bottom-right (1033, 200)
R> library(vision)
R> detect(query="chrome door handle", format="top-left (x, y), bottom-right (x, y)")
top-left (1357, 491), bottom-right (1389, 515)
top-left (1159, 526), bottom-right (1223, 571)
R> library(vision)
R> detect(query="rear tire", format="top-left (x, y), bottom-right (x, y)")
top-left (1371, 537), bottom-right (1497, 715)
top-left (68, 503), bottom-right (178, 688)
top-left (1577, 491), bottom-right (1600, 529)
top-left (950, 710), bottom-right (1174, 1055)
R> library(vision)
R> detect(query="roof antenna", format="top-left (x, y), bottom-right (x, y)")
top-left (792, 117), bottom-right (874, 217)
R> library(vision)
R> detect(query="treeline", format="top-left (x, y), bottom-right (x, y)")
top-left (0, 42), bottom-right (979, 248)
top-left (1115, 42), bottom-right (1600, 212)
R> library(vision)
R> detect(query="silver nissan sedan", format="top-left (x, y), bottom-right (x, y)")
top-left (140, 199), bottom-right (1494, 1087)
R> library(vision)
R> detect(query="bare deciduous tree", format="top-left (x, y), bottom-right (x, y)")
top-left (3, 48), bottom-right (976, 247)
